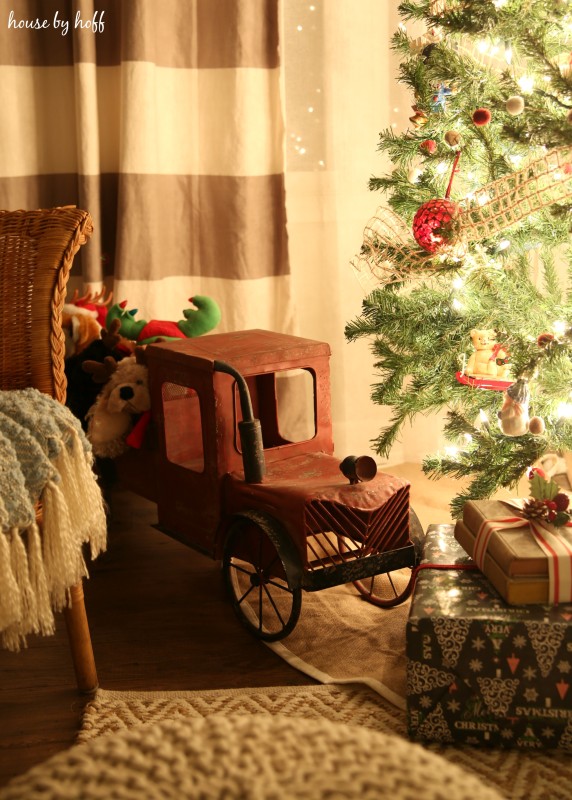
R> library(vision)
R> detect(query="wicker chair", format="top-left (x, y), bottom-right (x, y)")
top-left (0, 206), bottom-right (100, 693)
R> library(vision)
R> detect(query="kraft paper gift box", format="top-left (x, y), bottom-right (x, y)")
top-left (454, 499), bottom-right (572, 605)
top-left (406, 525), bottom-right (572, 750)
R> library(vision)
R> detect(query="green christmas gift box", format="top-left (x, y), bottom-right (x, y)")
top-left (406, 525), bottom-right (572, 750)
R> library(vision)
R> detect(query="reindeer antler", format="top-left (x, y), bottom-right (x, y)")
top-left (70, 288), bottom-right (92, 305)
top-left (69, 286), bottom-right (114, 308)
top-left (82, 355), bottom-right (119, 384)
top-left (100, 318), bottom-right (122, 350)
top-left (90, 287), bottom-right (114, 307)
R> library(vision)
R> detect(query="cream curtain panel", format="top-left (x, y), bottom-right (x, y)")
top-left (0, 0), bottom-right (441, 462)
top-left (282, 0), bottom-right (444, 462)
top-left (0, 0), bottom-right (293, 332)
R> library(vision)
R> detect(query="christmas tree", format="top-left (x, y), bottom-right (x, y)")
top-left (346, 0), bottom-right (572, 517)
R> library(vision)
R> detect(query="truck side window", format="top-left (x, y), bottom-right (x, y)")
top-left (162, 382), bottom-right (204, 472)
top-left (235, 368), bottom-right (316, 450)
top-left (276, 369), bottom-right (316, 443)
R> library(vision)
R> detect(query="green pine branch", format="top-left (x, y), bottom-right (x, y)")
top-left (348, 0), bottom-right (572, 514)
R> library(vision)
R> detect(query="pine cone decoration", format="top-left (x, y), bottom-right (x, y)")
top-left (522, 498), bottom-right (548, 520)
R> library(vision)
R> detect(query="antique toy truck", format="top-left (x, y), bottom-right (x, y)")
top-left (116, 329), bottom-right (423, 640)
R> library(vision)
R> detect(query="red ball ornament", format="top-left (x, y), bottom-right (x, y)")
top-left (412, 198), bottom-right (462, 253)
top-left (472, 108), bottom-right (492, 126)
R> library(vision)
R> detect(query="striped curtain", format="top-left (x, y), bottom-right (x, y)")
top-left (0, 0), bottom-right (293, 332)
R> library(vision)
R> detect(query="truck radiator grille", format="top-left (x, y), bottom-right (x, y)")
top-left (303, 486), bottom-right (410, 571)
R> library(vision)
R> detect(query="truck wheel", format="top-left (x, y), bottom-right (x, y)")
top-left (222, 516), bottom-right (302, 642)
top-left (352, 508), bottom-right (425, 608)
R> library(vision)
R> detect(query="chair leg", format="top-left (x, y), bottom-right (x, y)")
top-left (63, 581), bottom-right (99, 694)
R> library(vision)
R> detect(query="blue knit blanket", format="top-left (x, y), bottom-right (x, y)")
top-left (0, 388), bottom-right (107, 650)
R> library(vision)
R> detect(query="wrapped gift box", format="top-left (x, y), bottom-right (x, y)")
top-left (406, 525), bottom-right (572, 749)
top-left (455, 499), bottom-right (572, 605)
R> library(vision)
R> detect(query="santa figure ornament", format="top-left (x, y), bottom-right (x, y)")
top-left (498, 379), bottom-right (530, 436)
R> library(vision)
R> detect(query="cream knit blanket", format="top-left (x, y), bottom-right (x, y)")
top-left (0, 714), bottom-right (504, 800)
top-left (0, 388), bottom-right (107, 651)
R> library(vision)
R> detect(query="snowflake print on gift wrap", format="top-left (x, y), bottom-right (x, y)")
top-left (407, 662), bottom-right (456, 694)
top-left (447, 698), bottom-right (461, 712)
top-left (500, 728), bottom-right (514, 740)
top-left (472, 636), bottom-right (486, 651)
top-left (523, 666), bottom-right (537, 680)
top-left (477, 676), bottom-right (519, 715)
top-left (542, 727), bottom-right (556, 740)
top-left (513, 634), bottom-right (527, 649)
top-left (469, 658), bottom-right (483, 672)
top-left (432, 617), bottom-right (471, 668)
top-left (558, 660), bottom-right (572, 673)
top-left (524, 687), bottom-right (539, 702)
top-left (419, 695), bottom-right (433, 709)
top-left (526, 622), bottom-right (567, 677)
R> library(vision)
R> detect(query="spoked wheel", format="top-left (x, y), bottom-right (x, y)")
top-left (222, 513), bottom-right (302, 642)
top-left (352, 508), bottom-right (425, 608)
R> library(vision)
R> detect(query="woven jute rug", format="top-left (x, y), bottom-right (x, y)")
top-left (80, 683), bottom-right (572, 800)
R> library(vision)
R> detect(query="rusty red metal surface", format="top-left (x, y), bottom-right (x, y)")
top-left (115, 328), bottom-right (413, 594)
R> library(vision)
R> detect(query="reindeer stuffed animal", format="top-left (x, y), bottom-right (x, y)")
top-left (84, 353), bottom-right (151, 458)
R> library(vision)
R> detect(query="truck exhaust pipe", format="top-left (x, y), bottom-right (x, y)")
top-left (214, 360), bottom-right (266, 483)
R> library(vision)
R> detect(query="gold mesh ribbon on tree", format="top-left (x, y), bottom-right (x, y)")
top-left (350, 207), bottom-right (434, 294)
top-left (352, 144), bottom-right (572, 293)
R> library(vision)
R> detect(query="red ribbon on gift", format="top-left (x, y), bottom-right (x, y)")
top-left (474, 514), bottom-right (572, 605)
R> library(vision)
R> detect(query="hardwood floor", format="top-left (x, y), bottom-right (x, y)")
top-left (0, 461), bottom-right (472, 789)
top-left (0, 488), bottom-right (317, 789)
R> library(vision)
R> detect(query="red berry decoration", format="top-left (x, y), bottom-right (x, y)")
top-left (527, 466), bottom-right (546, 479)
top-left (528, 416), bottom-right (546, 436)
top-left (420, 139), bottom-right (437, 154)
top-left (412, 198), bottom-right (462, 253)
top-left (555, 493), bottom-right (570, 512)
top-left (537, 332), bottom-right (555, 347)
top-left (472, 108), bottom-right (492, 126)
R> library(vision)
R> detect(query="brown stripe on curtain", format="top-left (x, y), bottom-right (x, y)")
top-left (0, 172), bottom-right (287, 282)
top-left (0, 173), bottom-right (118, 277)
top-left (115, 174), bottom-right (289, 282)
top-left (0, 0), bottom-right (279, 68)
